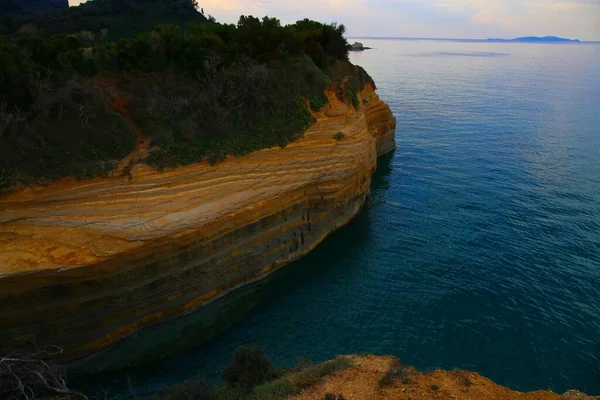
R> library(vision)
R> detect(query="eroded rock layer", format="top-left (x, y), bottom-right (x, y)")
top-left (0, 85), bottom-right (396, 362)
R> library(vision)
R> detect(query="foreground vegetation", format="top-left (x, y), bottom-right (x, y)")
top-left (0, 0), bottom-right (374, 190)
top-left (155, 347), bottom-right (352, 400)
top-left (0, 345), bottom-right (352, 399)
top-left (0, 0), bottom-right (209, 40)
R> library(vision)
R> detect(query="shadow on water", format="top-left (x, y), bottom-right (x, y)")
top-left (74, 150), bottom-right (396, 396)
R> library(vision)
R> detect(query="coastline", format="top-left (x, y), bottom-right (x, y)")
top-left (0, 84), bottom-right (396, 366)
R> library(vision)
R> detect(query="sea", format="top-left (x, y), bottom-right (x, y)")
top-left (79, 39), bottom-right (600, 397)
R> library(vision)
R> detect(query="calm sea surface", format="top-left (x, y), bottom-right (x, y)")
top-left (83, 39), bottom-right (600, 396)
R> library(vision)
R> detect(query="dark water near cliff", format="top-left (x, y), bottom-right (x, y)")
top-left (83, 40), bottom-right (600, 397)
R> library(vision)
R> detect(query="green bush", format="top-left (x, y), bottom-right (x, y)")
top-left (151, 351), bottom-right (352, 400)
top-left (222, 346), bottom-right (279, 393)
top-left (250, 356), bottom-right (352, 399)
top-left (156, 379), bottom-right (214, 400)
top-left (343, 77), bottom-right (361, 109)
top-left (310, 93), bottom-right (329, 111)
top-left (0, 12), bottom-right (368, 188)
top-left (251, 379), bottom-right (293, 400)
top-left (0, 0), bottom-right (208, 40)
top-left (378, 359), bottom-right (413, 387)
top-left (0, 76), bottom-right (136, 186)
top-left (333, 131), bottom-right (346, 140)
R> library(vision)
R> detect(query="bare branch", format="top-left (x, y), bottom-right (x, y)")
top-left (0, 345), bottom-right (87, 400)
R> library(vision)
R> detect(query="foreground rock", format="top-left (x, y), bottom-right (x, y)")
top-left (0, 85), bottom-right (395, 364)
top-left (291, 355), bottom-right (598, 400)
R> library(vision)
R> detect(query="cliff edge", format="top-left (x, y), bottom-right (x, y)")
top-left (0, 84), bottom-right (396, 363)
top-left (290, 355), bottom-right (597, 400)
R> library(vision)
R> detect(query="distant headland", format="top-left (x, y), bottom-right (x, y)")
top-left (486, 36), bottom-right (580, 43)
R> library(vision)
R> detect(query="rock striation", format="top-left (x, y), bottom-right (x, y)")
top-left (0, 84), bottom-right (396, 363)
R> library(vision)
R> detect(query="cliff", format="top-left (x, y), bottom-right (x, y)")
top-left (289, 355), bottom-right (597, 400)
top-left (0, 85), bottom-right (396, 363)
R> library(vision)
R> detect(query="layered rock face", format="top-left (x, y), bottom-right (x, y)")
top-left (0, 85), bottom-right (396, 363)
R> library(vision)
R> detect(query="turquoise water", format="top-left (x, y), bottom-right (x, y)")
top-left (83, 40), bottom-right (600, 397)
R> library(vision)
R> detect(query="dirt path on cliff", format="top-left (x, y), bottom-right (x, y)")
top-left (94, 78), bottom-right (150, 177)
top-left (291, 356), bottom-right (597, 400)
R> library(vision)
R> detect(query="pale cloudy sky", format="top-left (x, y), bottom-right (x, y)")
top-left (69, 0), bottom-right (600, 40)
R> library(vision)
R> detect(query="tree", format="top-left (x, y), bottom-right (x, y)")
top-left (222, 346), bottom-right (279, 392)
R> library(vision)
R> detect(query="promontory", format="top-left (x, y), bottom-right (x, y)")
top-left (0, 10), bottom-right (396, 365)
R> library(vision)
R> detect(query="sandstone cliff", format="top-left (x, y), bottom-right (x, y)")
top-left (0, 85), bottom-right (396, 363)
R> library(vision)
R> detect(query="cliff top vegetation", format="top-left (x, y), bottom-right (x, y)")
top-left (0, 0), bottom-right (208, 39)
top-left (0, 0), bottom-right (374, 190)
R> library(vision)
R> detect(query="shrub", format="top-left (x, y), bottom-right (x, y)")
top-left (0, 76), bottom-right (136, 187)
top-left (310, 93), bottom-right (329, 111)
top-left (250, 356), bottom-right (352, 399)
top-left (378, 372), bottom-right (394, 388)
top-left (378, 359), bottom-right (414, 387)
top-left (222, 346), bottom-right (279, 392)
top-left (333, 131), bottom-right (345, 140)
top-left (343, 77), bottom-right (361, 109)
top-left (431, 383), bottom-right (439, 390)
top-left (251, 379), bottom-right (293, 400)
top-left (156, 379), bottom-right (213, 400)
top-left (453, 369), bottom-right (474, 387)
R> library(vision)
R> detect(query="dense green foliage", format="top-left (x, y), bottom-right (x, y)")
top-left (0, 0), bottom-right (208, 40)
top-left (221, 346), bottom-right (280, 392)
top-left (155, 346), bottom-right (353, 400)
top-left (0, 2), bottom-right (375, 189)
top-left (0, 35), bottom-right (137, 185)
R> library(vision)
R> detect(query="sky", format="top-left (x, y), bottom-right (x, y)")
top-left (68, 0), bottom-right (600, 41)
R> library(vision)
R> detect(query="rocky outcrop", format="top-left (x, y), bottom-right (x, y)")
top-left (349, 42), bottom-right (372, 51)
top-left (291, 355), bottom-right (598, 400)
top-left (0, 84), bottom-right (396, 364)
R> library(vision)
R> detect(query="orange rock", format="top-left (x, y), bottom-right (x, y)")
top-left (0, 85), bottom-right (396, 363)
top-left (291, 355), bottom-right (598, 400)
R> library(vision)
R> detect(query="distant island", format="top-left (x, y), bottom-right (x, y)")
top-left (486, 36), bottom-right (580, 43)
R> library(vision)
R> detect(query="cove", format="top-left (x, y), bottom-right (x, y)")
top-left (79, 39), bottom-right (600, 398)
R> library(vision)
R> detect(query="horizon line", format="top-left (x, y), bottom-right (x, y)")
top-left (347, 36), bottom-right (600, 43)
